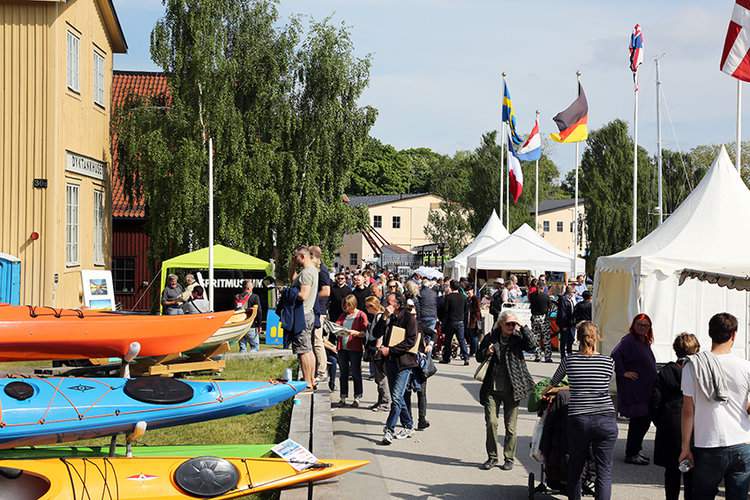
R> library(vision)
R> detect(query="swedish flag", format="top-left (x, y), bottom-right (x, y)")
top-left (502, 83), bottom-right (525, 146)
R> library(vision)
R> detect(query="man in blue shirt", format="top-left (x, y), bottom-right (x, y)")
top-left (574, 274), bottom-right (587, 303)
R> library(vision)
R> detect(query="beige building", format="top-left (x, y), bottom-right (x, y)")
top-left (336, 193), bottom-right (445, 270)
top-left (0, 0), bottom-right (127, 306)
top-left (533, 199), bottom-right (587, 259)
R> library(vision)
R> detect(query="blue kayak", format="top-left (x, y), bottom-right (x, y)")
top-left (0, 377), bottom-right (306, 449)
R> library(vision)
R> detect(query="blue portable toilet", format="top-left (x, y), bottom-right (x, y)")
top-left (0, 253), bottom-right (21, 305)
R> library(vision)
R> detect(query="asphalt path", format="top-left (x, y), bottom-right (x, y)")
top-left (332, 354), bottom-right (667, 500)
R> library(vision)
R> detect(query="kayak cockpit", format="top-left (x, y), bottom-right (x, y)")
top-left (0, 467), bottom-right (50, 500)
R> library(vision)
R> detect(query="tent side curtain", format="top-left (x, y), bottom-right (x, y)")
top-left (679, 268), bottom-right (750, 292)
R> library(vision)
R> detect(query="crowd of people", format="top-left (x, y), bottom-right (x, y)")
top-left (163, 256), bottom-right (750, 500)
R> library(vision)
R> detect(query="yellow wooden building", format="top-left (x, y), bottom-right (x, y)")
top-left (0, 0), bottom-right (127, 307)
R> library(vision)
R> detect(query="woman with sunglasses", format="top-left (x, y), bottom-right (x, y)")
top-left (476, 310), bottom-right (535, 471)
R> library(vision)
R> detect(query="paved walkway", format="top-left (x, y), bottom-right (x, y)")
top-left (332, 355), bottom-right (665, 499)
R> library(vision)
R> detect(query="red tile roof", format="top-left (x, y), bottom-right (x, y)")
top-left (111, 70), bottom-right (170, 218)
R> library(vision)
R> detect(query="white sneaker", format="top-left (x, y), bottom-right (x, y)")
top-left (394, 427), bottom-right (414, 440)
top-left (338, 398), bottom-right (347, 407)
top-left (381, 429), bottom-right (394, 445)
top-left (351, 398), bottom-right (360, 408)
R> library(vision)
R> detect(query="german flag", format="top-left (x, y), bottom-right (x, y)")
top-left (550, 83), bottom-right (588, 143)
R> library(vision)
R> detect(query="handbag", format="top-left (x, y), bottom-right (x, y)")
top-left (418, 352), bottom-right (437, 379)
top-left (473, 358), bottom-right (490, 382)
top-left (529, 413), bottom-right (546, 462)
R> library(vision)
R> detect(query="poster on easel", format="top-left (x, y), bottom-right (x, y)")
top-left (81, 270), bottom-right (116, 310)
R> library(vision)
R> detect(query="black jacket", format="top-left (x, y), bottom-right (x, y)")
top-left (328, 284), bottom-right (352, 322)
top-left (476, 325), bottom-right (535, 402)
top-left (650, 361), bottom-right (685, 468)
top-left (373, 309), bottom-right (418, 371)
top-left (418, 285), bottom-right (438, 320)
top-left (573, 300), bottom-right (592, 324)
top-left (556, 294), bottom-right (576, 329)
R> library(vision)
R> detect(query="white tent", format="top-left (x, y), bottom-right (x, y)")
top-left (512, 224), bottom-right (586, 275)
top-left (594, 147), bottom-right (750, 362)
top-left (444, 210), bottom-right (509, 278)
top-left (467, 223), bottom-right (585, 277)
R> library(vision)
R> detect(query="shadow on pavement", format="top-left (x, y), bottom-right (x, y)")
top-left (390, 483), bottom-right (533, 499)
top-left (360, 447), bottom-right (484, 469)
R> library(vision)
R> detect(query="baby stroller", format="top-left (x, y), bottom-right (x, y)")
top-left (431, 321), bottom-right (458, 360)
top-left (528, 390), bottom-right (596, 499)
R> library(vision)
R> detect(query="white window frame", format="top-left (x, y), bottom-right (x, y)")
top-left (392, 216), bottom-right (401, 229)
top-left (543, 220), bottom-right (550, 232)
top-left (66, 184), bottom-right (80, 266)
top-left (67, 30), bottom-right (80, 93)
top-left (94, 190), bottom-right (104, 264)
top-left (93, 51), bottom-right (105, 107)
top-left (373, 215), bottom-right (382, 228)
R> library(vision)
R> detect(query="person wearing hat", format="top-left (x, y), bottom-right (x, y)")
top-left (476, 310), bottom-right (535, 471)
top-left (574, 290), bottom-right (593, 324)
top-left (489, 278), bottom-right (508, 324)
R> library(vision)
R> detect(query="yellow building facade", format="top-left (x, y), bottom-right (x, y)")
top-left (534, 199), bottom-right (587, 259)
top-left (0, 0), bottom-right (126, 307)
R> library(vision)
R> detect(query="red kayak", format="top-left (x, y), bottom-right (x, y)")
top-left (0, 305), bottom-right (235, 361)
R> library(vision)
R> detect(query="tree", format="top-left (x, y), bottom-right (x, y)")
top-left (580, 119), bottom-right (656, 274)
top-left (347, 138), bottom-right (410, 195)
top-left (424, 202), bottom-right (472, 258)
top-left (114, 0), bottom-right (373, 278)
top-left (400, 147), bottom-right (448, 193)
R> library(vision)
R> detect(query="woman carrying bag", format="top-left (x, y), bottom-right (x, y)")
top-left (476, 310), bottom-right (535, 471)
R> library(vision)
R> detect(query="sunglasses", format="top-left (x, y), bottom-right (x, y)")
top-left (504, 321), bottom-right (518, 327)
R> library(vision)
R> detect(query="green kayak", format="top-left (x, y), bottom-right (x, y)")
top-left (0, 443), bottom-right (275, 459)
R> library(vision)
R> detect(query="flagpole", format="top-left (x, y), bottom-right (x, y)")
top-left (573, 71), bottom-right (581, 280)
top-left (500, 73), bottom-right (506, 223)
top-left (737, 80), bottom-right (742, 172)
top-left (535, 110), bottom-right (540, 232)
top-left (632, 71), bottom-right (639, 245)
top-left (655, 55), bottom-right (664, 225)
top-left (208, 137), bottom-right (215, 312)
top-left (506, 140), bottom-right (510, 227)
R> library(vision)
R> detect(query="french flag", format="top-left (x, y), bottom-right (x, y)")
top-left (512, 118), bottom-right (542, 161)
top-left (507, 137), bottom-right (524, 204)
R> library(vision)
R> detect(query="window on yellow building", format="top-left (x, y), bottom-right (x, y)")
top-left (94, 190), bottom-right (104, 264)
top-left (66, 184), bottom-right (79, 266)
top-left (557, 221), bottom-right (564, 232)
top-left (373, 215), bottom-right (382, 228)
top-left (93, 51), bottom-right (105, 107)
top-left (543, 220), bottom-right (550, 232)
top-left (349, 253), bottom-right (358, 266)
top-left (67, 31), bottom-right (80, 93)
top-left (392, 216), bottom-right (401, 229)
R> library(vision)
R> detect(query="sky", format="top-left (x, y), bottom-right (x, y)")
top-left (112, 0), bottom-right (748, 174)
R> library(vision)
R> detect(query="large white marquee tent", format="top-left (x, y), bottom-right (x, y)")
top-left (594, 147), bottom-right (750, 362)
top-left (444, 210), bottom-right (509, 279)
top-left (467, 223), bottom-right (585, 277)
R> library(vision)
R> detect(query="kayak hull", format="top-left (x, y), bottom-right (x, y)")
top-left (0, 443), bottom-right (275, 459)
top-left (0, 305), bottom-right (235, 361)
top-left (0, 377), bottom-right (306, 449)
top-left (0, 456), bottom-right (367, 500)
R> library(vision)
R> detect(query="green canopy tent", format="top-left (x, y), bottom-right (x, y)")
top-left (160, 245), bottom-right (274, 311)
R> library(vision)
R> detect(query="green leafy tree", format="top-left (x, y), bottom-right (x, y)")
top-left (424, 202), bottom-right (472, 258)
top-left (580, 119), bottom-right (656, 274)
top-left (347, 137), bottom-right (410, 195)
top-left (400, 147), bottom-right (448, 193)
top-left (114, 0), bottom-right (373, 279)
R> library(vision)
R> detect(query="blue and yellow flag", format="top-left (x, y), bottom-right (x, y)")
top-left (502, 83), bottom-right (525, 145)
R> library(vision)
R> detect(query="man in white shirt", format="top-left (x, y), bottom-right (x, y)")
top-left (680, 312), bottom-right (750, 500)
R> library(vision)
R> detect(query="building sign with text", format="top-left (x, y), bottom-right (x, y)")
top-left (66, 151), bottom-right (106, 180)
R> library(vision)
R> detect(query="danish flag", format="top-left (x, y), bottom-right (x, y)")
top-left (721, 0), bottom-right (750, 81)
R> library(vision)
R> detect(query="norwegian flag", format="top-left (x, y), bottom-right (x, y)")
top-left (629, 24), bottom-right (644, 89)
top-left (721, 0), bottom-right (750, 81)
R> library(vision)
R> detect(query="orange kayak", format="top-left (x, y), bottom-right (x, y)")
top-left (0, 305), bottom-right (235, 361)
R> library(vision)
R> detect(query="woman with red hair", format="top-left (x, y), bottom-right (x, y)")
top-left (611, 313), bottom-right (657, 466)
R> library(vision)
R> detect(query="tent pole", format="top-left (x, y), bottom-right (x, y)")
top-left (208, 137), bottom-right (215, 312)
top-left (535, 110), bottom-right (540, 233)
top-left (655, 55), bottom-right (664, 225)
top-left (737, 80), bottom-right (742, 172)
top-left (632, 72), bottom-right (639, 245)
top-left (573, 71), bottom-right (581, 280)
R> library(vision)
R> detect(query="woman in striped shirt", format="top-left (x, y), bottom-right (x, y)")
top-left (545, 321), bottom-right (617, 500)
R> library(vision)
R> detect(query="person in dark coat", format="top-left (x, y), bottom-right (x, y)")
top-left (651, 333), bottom-right (699, 500)
top-left (476, 310), bottom-right (535, 471)
top-left (573, 290), bottom-right (592, 323)
top-left (611, 313), bottom-right (658, 465)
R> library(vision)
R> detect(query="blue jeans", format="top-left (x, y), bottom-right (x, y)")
top-left (421, 317), bottom-right (437, 334)
top-left (693, 443), bottom-right (750, 500)
top-left (385, 360), bottom-right (413, 431)
top-left (442, 321), bottom-right (469, 362)
top-left (567, 413), bottom-right (618, 500)
top-left (238, 328), bottom-right (260, 352)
